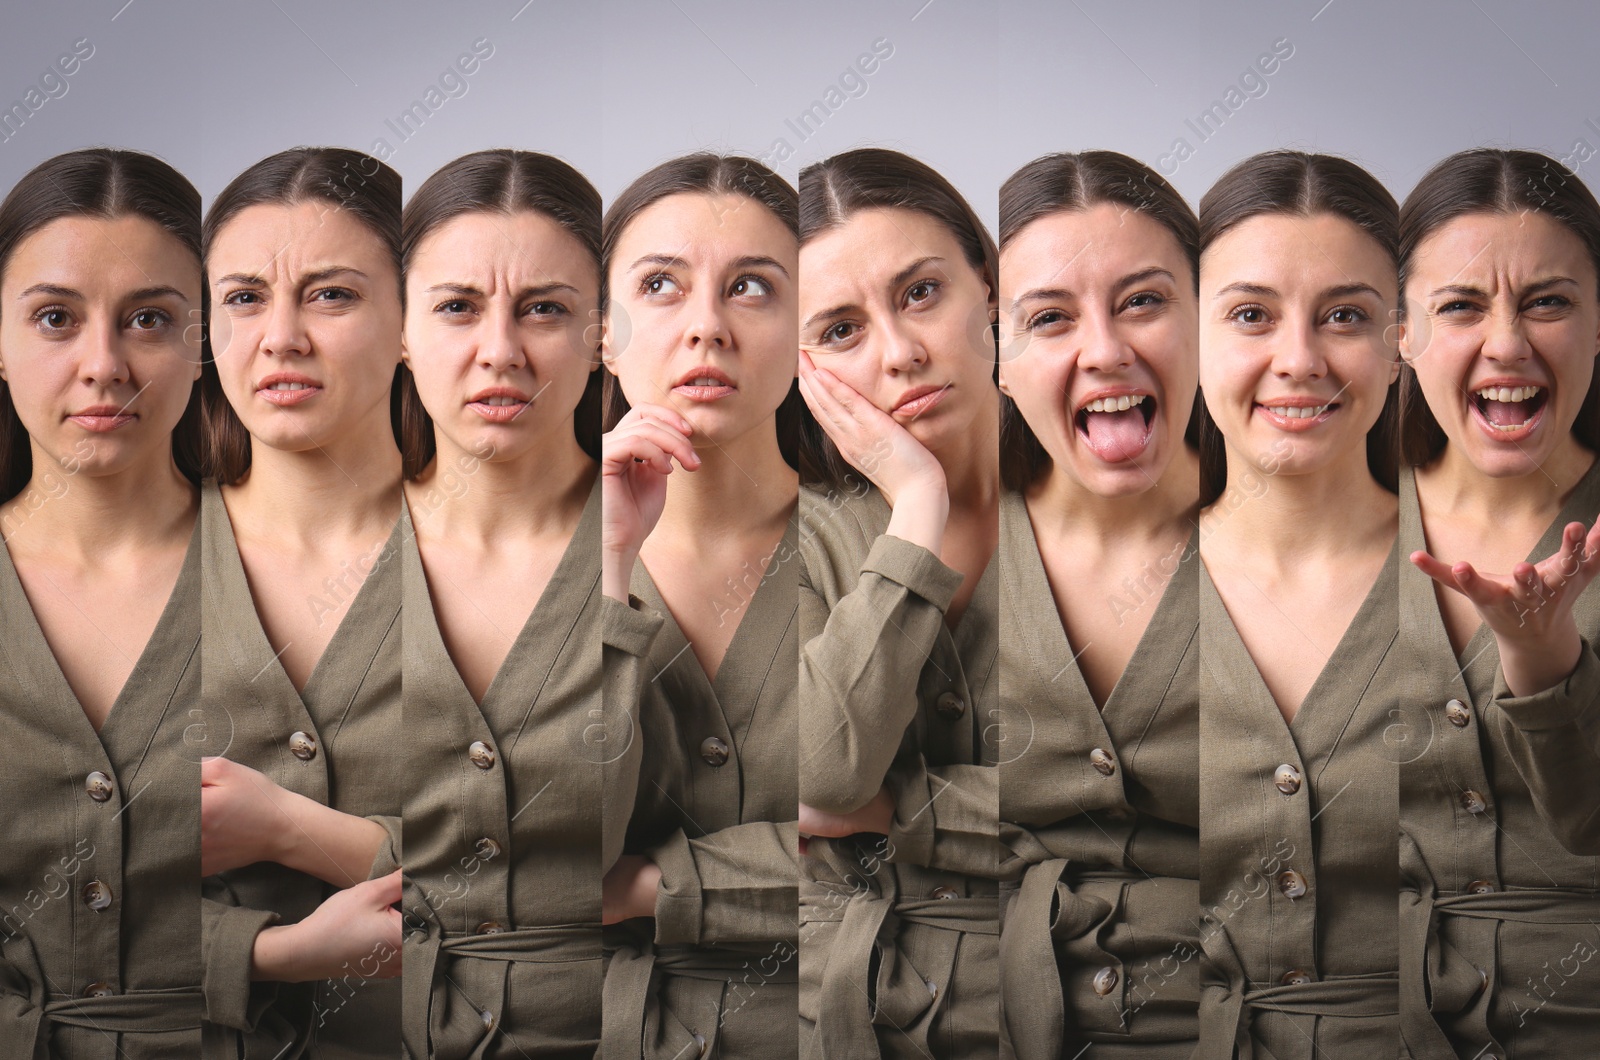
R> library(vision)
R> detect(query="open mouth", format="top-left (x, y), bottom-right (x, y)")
top-left (673, 370), bottom-right (737, 402)
top-left (1075, 392), bottom-right (1156, 462)
top-left (1469, 384), bottom-right (1547, 437)
top-left (1254, 397), bottom-right (1340, 432)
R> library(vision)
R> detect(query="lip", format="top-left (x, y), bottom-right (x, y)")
top-left (673, 365), bottom-right (737, 402)
top-left (1465, 376), bottom-right (1549, 444)
top-left (1253, 394), bottom-right (1341, 433)
top-left (67, 404), bottom-right (137, 432)
top-left (256, 371), bottom-right (323, 407)
top-left (891, 384), bottom-right (950, 419)
top-left (1072, 385), bottom-right (1158, 463)
top-left (466, 385), bottom-right (532, 424)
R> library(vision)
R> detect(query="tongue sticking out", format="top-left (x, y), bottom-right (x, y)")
top-left (1482, 398), bottom-right (1532, 428)
top-left (1082, 407), bottom-right (1151, 461)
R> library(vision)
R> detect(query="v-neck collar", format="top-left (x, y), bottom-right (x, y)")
top-left (406, 471), bottom-right (601, 733)
top-left (1004, 489), bottom-right (1197, 718)
top-left (631, 507), bottom-right (799, 708)
top-left (204, 480), bottom-right (403, 710)
top-left (1400, 455), bottom-right (1600, 673)
top-left (0, 503), bottom-right (200, 746)
top-left (1200, 535), bottom-right (1399, 742)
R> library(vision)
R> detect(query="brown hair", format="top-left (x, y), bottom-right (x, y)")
top-left (1197, 150), bottom-right (1400, 505)
top-left (997, 151), bottom-right (1201, 491)
top-left (601, 153), bottom-right (799, 470)
top-left (200, 147), bottom-right (402, 484)
top-left (1398, 148), bottom-right (1600, 465)
top-left (400, 149), bottom-right (602, 474)
top-left (798, 148), bottom-right (999, 490)
top-left (0, 148), bottom-right (202, 504)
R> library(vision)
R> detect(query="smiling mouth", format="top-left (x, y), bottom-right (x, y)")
top-left (1470, 384), bottom-right (1547, 433)
top-left (1076, 393), bottom-right (1157, 462)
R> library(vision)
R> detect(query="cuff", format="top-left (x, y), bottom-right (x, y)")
top-left (202, 904), bottom-right (281, 1030)
top-left (650, 831), bottom-right (703, 946)
top-left (861, 534), bottom-right (965, 611)
top-left (1492, 638), bottom-right (1600, 731)
top-left (366, 814), bottom-right (403, 879)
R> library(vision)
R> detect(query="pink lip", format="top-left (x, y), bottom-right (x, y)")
top-left (1253, 395), bottom-right (1340, 433)
top-left (256, 372), bottom-right (323, 407)
top-left (466, 386), bottom-right (532, 424)
top-left (67, 404), bottom-right (137, 432)
top-left (892, 384), bottom-right (949, 418)
top-left (673, 366), bottom-right (737, 402)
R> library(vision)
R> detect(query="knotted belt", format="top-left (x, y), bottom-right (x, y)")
top-left (800, 867), bottom-right (998, 1060)
top-left (602, 932), bottom-right (797, 1060)
top-left (1399, 883), bottom-right (1600, 1060)
top-left (403, 922), bottom-right (601, 1060)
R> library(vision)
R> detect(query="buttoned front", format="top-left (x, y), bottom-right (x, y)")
top-left (0, 513), bottom-right (203, 1058)
top-left (998, 491), bottom-right (1200, 1059)
top-left (1197, 546), bottom-right (1400, 1059)
top-left (198, 481), bottom-right (403, 1059)
top-left (1397, 463), bottom-right (1600, 1058)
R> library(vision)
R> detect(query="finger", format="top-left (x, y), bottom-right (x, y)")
top-left (622, 402), bottom-right (693, 436)
top-left (1410, 551), bottom-right (1468, 597)
top-left (605, 437), bottom-right (672, 476)
top-left (1451, 562), bottom-right (1508, 611)
top-left (609, 423), bottom-right (698, 470)
top-left (1506, 562), bottom-right (1548, 610)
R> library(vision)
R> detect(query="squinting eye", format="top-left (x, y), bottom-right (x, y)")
top-left (1437, 300), bottom-right (1472, 315)
top-left (731, 276), bottom-right (771, 298)
top-left (528, 301), bottom-right (566, 317)
top-left (1027, 310), bottom-right (1067, 331)
top-left (312, 288), bottom-right (353, 303)
top-left (223, 291), bottom-right (260, 306)
top-left (436, 300), bottom-right (473, 315)
top-left (1126, 292), bottom-right (1164, 310)
top-left (1530, 294), bottom-right (1570, 310)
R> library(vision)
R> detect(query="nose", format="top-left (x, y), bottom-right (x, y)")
top-left (1270, 320), bottom-right (1328, 382)
top-left (684, 286), bottom-right (731, 350)
top-left (477, 302), bottom-right (527, 371)
top-left (877, 317), bottom-right (926, 375)
top-left (1480, 302), bottom-right (1531, 365)
top-left (1075, 309), bottom-right (1135, 373)
top-left (76, 314), bottom-right (131, 388)
top-left (260, 296), bottom-right (310, 358)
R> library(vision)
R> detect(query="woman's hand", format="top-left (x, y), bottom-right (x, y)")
top-left (252, 871), bottom-right (404, 983)
top-left (798, 785), bottom-right (896, 840)
top-left (798, 350), bottom-right (949, 553)
top-left (601, 854), bottom-right (662, 925)
top-left (602, 403), bottom-right (698, 601)
top-left (1411, 519), bottom-right (1600, 697)
top-left (201, 756), bottom-right (291, 876)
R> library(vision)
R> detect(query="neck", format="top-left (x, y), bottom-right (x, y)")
top-left (1424, 435), bottom-right (1595, 523)
top-left (1206, 442), bottom-right (1391, 560)
top-left (409, 431), bottom-right (595, 544)
top-left (4, 448), bottom-right (195, 556)
top-left (228, 416), bottom-right (402, 538)
top-left (1030, 445), bottom-right (1200, 544)
top-left (930, 390), bottom-right (1003, 514)
top-left (657, 418), bottom-right (797, 538)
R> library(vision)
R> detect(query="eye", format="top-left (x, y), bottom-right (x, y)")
top-left (33, 306), bottom-right (73, 331)
top-left (641, 273), bottom-right (680, 296)
top-left (1227, 304), bottom-right (1270, 327)
top-left (905, 279), bottom-right (941, 306)
top-left (311, 287), bottom-right (355, 303)
top-left (434, 299), bottom-right (475, 316)
top-left (1123, 291), bottom-right (1166, 312)
top-left (526, 300), bottom-right (568, 318)
top-left (1324, 305), bottom-right (1368, 327)
top-left (1025, 309), bottom-right (1071, 333)
top-left (730, 275), bottom-right (772, 298)
top-left (821, 321), bottom-right (858, 346)
top-left (1435, 299), bottom-right (1475, 316)
top-left (129, 308), bottom-right (173, 331)
top-left (222, 290), bottom-right (261, 307)
top-left (1527, 293), bottom-right (1572, 313)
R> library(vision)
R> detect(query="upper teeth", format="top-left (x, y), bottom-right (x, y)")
top-left (688, 377), bottom-right (721, 386)
top-left (1476, 385), bottom-right (1542, 402)
top-left (268, 382), bottom-right (309, 391)
top-left (1267, 404), bottom-right (1331, 419)
top-left (481, 396), bottom-right (521, 406)
top-left (1083, 394), bottom-right (1147, 413)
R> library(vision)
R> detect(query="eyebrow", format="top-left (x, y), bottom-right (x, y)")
top-left (424, 281), bottom-right (581, 299)
top-left (1009, 266), bottom-right (1177, 313)
top-left (212, 266), bottom-right (369, 288)
top-left (16, 282), bottom-right (190, 303)
top-left (1428, 275), bottom-right (1581, 299)
top-left (803, 256), bottom-right (946, 331)
top-left (626, 253), bottom-right (792, 281)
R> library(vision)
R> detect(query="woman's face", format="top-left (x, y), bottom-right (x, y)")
top-left (0, 214), bottom-right (200, 481)
top-left (799, 207), bottom-right (996, 458)
top-left (207, 200), bottom-right (402, 455)
top-left (604, 192), bottom-right (797, 445)
top-left (404, 209), bottom-right (598, 465)
top-left (1200, 212), bottom-right (1398, 482)
top-left (1402, 210), bottom-right (1600, 478)
top-left (999, 203), bottom-right (1197, 497)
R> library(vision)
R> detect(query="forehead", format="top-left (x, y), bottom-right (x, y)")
top-left (800, 208), bottom-right (967, 296)
top-left (5, 214), bottom-right (198, 296)
top-left (1203, 212), bottom-right (1393, 293)
top-left (611, 192), bottom-right (795, 270)
top-left (1409, 210), bottom-right (1595, 286)
top-left (1001, 203), bottom-right (1189, 293)
top-left (209, 200), bottom-right (392, 275)
top-left (409, 210), bottom-right (596, 286)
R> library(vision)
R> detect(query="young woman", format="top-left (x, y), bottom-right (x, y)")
top-left (1396, 149), bottom-right (1600, 1059)
top-left (1194, 151), bottom-right (1402, 1057)
top-left (198, 147), bottom-right (404, 1058)
top-left (397, 149), bottom-right (606, 1058)
top-left (995, 151), bottom-right (1202, 1058)
top-left (599, 154), bottom-right (800, 1059)
top-left (0, 149), bottom-right (203, 1057)
top-left (795, 148), bottom-right (1003, 1059)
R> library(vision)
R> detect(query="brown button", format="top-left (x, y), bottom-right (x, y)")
top-left (468, 741), bottom-right (496, 769)
top-left (1445, 699), bottom-right (1471, 727)
top-left (1277, 870), bottom-right (1308, 899)
top-left (931, 886), bottom-right (959, 900)
top-left (474, 838), bottom-right (501, 859)
top-left (1459, 790), bottom-right (1487, 815)
top-left (82, 981), bottom-right (114, 998)
top-left (935, 691), bottom-right (966, 718)
top-left (700, 736), bottom-right (729, 767)
top-left (1281, 969), bottom-right (1314, 986)
top-left (1089, 748), bottom-right (1116, 776)
top-left (82, 880), bottom-right (112, 911)
top-left (480, 1009), bottom-right (495, 1030)
top-left (289, 731), bottom-right (317, 760)
top-left (1467, 879), bottom-right (1496, 895)
top-left (1092, 966), bottom-right (1119, 996)
top-left (476, 921), bottom-right (503, 935)
top-left (1274, 764), bottom-right (1302, 795)
top-left (85, 771), bottom-right (114, 802)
